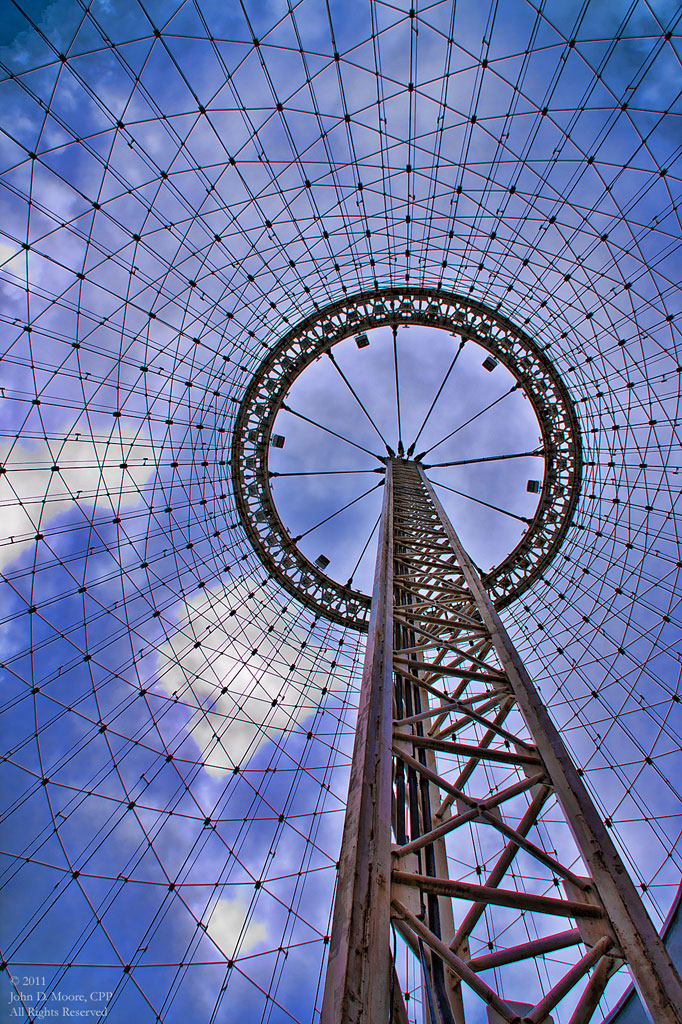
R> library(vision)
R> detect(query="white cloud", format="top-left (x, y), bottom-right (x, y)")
top-left (0, 241), bottom-right (25, 277)
top-left (204, 894), bottom-right (267, 957)
top-left (155, 579), bottom-right (331, 775)
top-left (0, 424), bottom-right (156, 570)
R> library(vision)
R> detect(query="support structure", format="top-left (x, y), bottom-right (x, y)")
top-left (321, 460), bottom-right (682, 1024)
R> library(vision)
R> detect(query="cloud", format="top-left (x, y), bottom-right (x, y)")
top-left (0, 423), bottom-right (156, 570)
top-left (204, 893), bottom-right (267, 957)
top-left (155, 578), bottom-right (336, 775)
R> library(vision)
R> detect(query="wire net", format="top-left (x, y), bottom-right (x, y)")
top-left (0, 2), bottom-right (680, 1022)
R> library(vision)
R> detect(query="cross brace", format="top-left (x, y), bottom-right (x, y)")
top-left (320, 460), bottom-right (682, 1024)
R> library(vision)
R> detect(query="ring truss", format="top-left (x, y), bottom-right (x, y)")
top-left (0, 3), bottom-right (681, 1023)
top-left (232, 287), bottom-right (582, 629)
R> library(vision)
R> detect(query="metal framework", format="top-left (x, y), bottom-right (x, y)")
top-left (321, 459), bottom-right (682, 1024)
top-left (2, 6), bottom-right (682, 1024)
top-left (232, 289), bottom-right (582, 629)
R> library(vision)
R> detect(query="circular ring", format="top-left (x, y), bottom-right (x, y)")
top-left (231, 287), bottom-right (582, 630)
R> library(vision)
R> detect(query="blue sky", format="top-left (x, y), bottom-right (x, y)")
top-left (0, 0), bottom-right (681, 1021)
top-left (269, 322), bottom-right (543, 591)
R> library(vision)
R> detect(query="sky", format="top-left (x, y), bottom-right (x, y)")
top-left (0, 1), bottom-right (681, 1022)
top-left (269, 321), bottom-right (543, 591)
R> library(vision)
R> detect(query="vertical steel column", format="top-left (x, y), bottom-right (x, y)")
top-left (320, 464), bottom-right (395, 1024)
top-left (322, 459), bottom-right (682, 1024)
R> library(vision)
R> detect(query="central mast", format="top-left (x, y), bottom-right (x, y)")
top-left (320, 459), bottom-right (682, 1024)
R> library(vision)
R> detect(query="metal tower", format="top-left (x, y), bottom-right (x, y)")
top-left (321, 459), bottom-right (682, 1024)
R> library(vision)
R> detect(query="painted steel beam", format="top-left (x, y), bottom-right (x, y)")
top-left (319, 466), bottom-right (395, 1024)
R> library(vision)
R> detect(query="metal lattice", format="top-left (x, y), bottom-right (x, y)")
top-left (321, 459), bottom-right (682, 1023)
top-left (1, 3), bottom-right (681, 1023)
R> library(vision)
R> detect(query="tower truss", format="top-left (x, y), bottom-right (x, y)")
top-left (321, 460), bottom-right (682, 1024)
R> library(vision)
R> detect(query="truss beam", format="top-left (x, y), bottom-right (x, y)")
top-left (321, 460), bottom-right (682, 1024)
